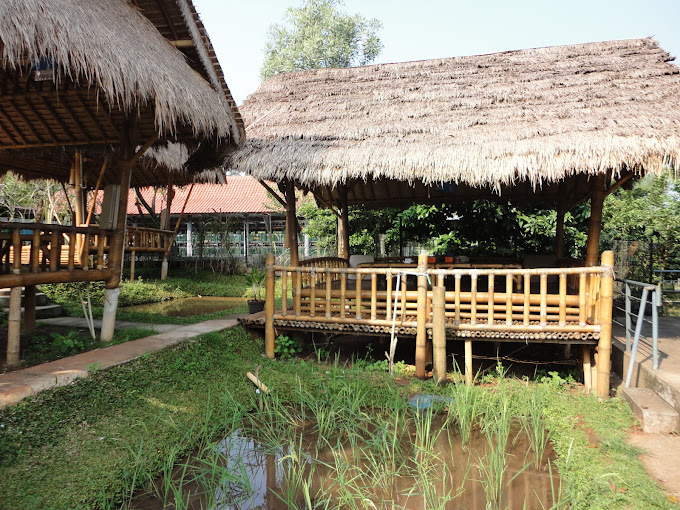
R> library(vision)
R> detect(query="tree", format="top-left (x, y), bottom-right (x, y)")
top-left (261, 0), bottom-right (382, 80)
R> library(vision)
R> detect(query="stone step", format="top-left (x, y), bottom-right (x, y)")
top-left (0, 292), bottom-right (48, 307)
top-left (621, 387), bottom-right (680, 434)
top-left (1, 303), bottom-right (63, 320)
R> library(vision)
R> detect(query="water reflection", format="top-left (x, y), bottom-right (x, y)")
top-left (131, 421), bottom-right (560, 509)
top-left (121, 297), bottom-right (247, 317)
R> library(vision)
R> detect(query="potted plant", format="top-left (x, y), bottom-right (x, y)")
top-left (245, 267), bottom-right (266, 313)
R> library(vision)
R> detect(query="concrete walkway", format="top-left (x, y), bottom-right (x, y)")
top-left (612, 317), bottom-right (680, 500)
top-left (0, 315), bottom-right (245, 410)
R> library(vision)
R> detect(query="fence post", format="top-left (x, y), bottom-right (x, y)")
top-left (432, 285), bottom-right (446, 384)
top-left (625, 282), bottom-right (631, 351)
top-left (415, 251), bottom-right (429, 379)
top-left (265, 252), bottom-right (276, 359)
top-left (597, 251), bottom-right (614, 398)
top-left (652, 288), bottom-right (659, 370)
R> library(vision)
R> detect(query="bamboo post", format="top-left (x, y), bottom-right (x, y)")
top-left (31, 230), bottom-right (40, 272)
top-left (23, 285), bottom-right (36, 333)
top-left (310, 271), bottom-right (317, 317)
top-left (454, 274), bottom-right (461, 325)
top-left (386, 272), bottom-right (393, 321)
top-left (337, 185), bottom-right (350, 259)
top-left (6, 285), bottom-right (22, 366)
top-left (465, 337), bottom-right (473, 386)
top-left (371, 273), bottom-right (377, 320)
top-left (523, 274), bottom-right (530, 325)
top-left (559, 273), bottom-right (567, 326)
top-left (67, 229), bottom-right (76, 271)
top-left (281, 270), bottom-right (288, 315)
top-left (540, 273), bottom-right (548, 326)
top-left (505, 273), bottom-right (513, 325)
top-left (415, 252), bottom-right (429, 379)
top-left (295, 268), bottom-right (302, 317)
top-left (355, 273), bottom-right (363, 319)
top-left (265, 252), bottom-right (276, 359)
top-left (470, 274), bottom-right (478, 325)
top-left (582, 346), bottom-right (592, 394)
top-left (340, 272), bottom-right (347, 319)
top-left (400, 277), bottom-right (407, 324)
top-left (129, 250), bottom-right (136, 281)
top-left (432, 285), bottom-right (447, 384)
top-left (579, 272), bottom-right (587, 326)
top-left (585, 174), bottom-right (606, 267)
top-left (596, 250), bottom-right (614, 398)
top-left (487, 273), bottom-right (495, 325)
top-left (325, 268), bottom-right (332, 319)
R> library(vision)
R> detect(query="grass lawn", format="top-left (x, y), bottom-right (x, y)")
top-left (0, 326), bottom-right (672, 509)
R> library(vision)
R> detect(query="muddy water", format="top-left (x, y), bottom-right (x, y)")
top-left (131, 419), bottom-right (560, 509)
top-left (121, 297), bottom-right (247, 317)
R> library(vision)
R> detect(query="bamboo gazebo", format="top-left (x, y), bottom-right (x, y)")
top-left (0, 0), bottom-right (244, 364)
top-left (234, 38), bottom-right (680, 398)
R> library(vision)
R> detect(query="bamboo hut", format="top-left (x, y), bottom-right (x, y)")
top-left (0, 0), bottom-right (244, 363)
top-left (233, 38), bottom-right (680, 397)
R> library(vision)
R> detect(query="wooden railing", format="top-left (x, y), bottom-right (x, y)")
top-left (0, 222), bottom-right (112, 287)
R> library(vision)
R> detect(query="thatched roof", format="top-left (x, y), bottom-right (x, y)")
top-left (232, 38), bottom-right (680, 207)
top-left (0, 0), bottom-right (244, 185)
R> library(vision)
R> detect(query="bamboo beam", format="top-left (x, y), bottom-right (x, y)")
top-left (596, 251), bottom-right (614, 398)
top-left (265, 252), bottom-right (276, 359)
top-left (0, 269), bottom-right (112, 288)
top-left (432, 285), bottom-right (447, 384)
top-left (415, 252), bottom-right (429, 379)
top-left (259, 180), bottom-right (287, 208)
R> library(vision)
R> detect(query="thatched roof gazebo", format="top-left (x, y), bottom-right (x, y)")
top-left (234, 38), bottom-right (680, 397)
top-left (233, 37), bottom-right (680, 259)
top-left (0, 0), bottom-right (244, 361)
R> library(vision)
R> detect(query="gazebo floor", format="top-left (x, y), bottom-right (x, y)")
top-left (239, 312), bottom-right (598, 344)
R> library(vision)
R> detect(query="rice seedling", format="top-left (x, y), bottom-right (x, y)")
top-left (447, 378), bottom-right (482, 447)
top-left (477, 393), bottom-right (512, 510)
top-left (274, 436), bottom-right (315, 509)
top-left (521, 387), bottom-right (552, 470)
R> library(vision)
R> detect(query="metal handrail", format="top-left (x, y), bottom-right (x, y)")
top-left (614, 278), bottom-right (659, 387)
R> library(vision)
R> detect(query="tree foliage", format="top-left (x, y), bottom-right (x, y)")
top-left (0, 172), bottom-right (69, 223)
top-left (261, 0), bottom-right (382, 80)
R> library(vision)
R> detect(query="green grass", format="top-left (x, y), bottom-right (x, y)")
top-left (0, 329), bottom-right (673, 509)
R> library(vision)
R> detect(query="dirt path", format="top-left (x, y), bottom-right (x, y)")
top-left (628, 431), bottom-right (680, 504)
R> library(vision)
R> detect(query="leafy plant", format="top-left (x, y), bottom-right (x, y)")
top-left (244, 267), bottom-right (265, 301)
top-left (274, 334), bottom-right (303, 359)
top-left (50, 330), bottom-right (86, 355)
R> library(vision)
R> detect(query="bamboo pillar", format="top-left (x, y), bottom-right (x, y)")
top-left (555, 197), bottom-right (566, 259)
top-left (415, 252), bottom-right (429, 379)
top-left (6, 286), bottom-right (22, 365)
top-left (285, 181), bottom-right (299, 267)
top-left (582, 345), bottom-right (592, 394)
top-left (585, 174), bottom-right (606, 267)
top-left (7, 228), bottom-right (22, 365)
top-left (432, 285), bottom-right (447, 384)
top-left (129, 250), bottom-right (136, 281)
top-left (101, 121), bottom-right (135, 342)
top-left (265, 252), bottom-right (276, 359)
top-left (596, 250), bottom-right (614, 398)
top-left (465, 338), bottom-right (473, 385)
top-left (23, 285), bottom-right (37, 333)
top-left (337, 185), bottom-right (350, 260)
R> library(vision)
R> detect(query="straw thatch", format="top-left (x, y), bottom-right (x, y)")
top-left (232, 38), bottom-right (680, 204)
top-left (0, 0), bottom-right (240, 142)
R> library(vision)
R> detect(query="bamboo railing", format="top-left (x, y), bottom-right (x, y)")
top-left (262, 251), bottom-right (615, 396)
top-left (125, 227), bottom-right (174, 253)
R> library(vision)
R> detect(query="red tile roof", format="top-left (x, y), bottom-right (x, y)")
top-left (127, 176), bottom-right (282, 215)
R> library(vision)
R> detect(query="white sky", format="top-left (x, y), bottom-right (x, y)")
top-left (194, 0), bottom-right (680, 106)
